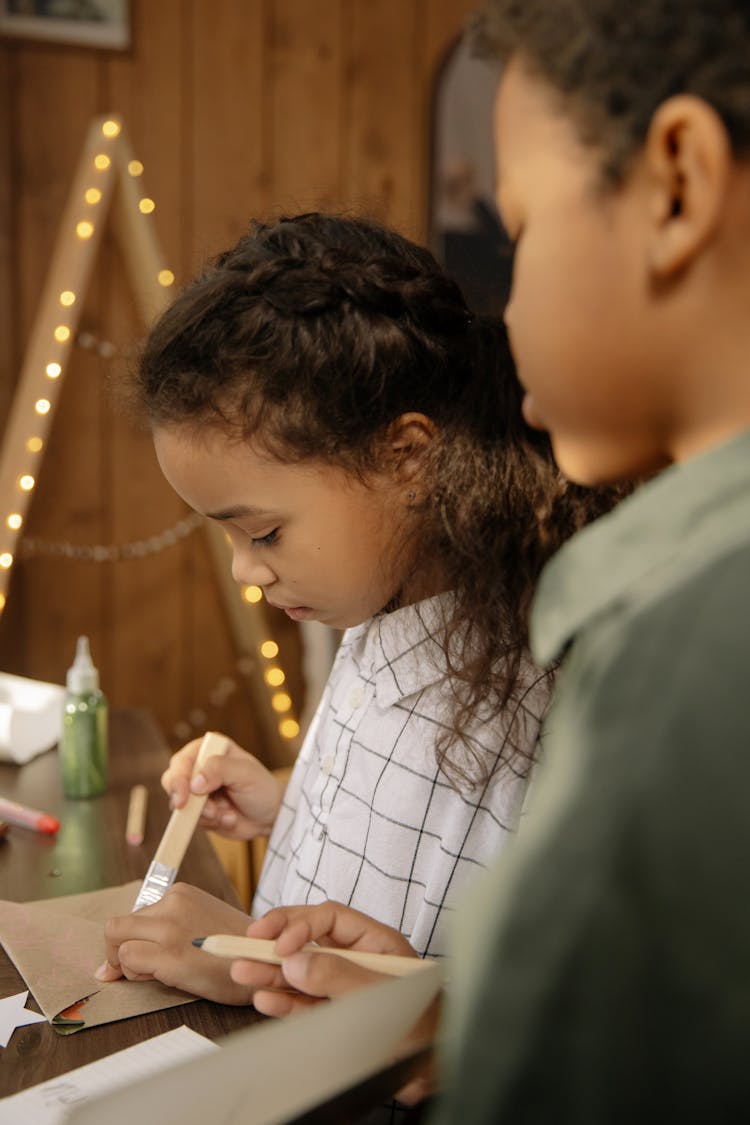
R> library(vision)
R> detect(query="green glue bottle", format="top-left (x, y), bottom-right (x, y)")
top-left (60, 635), bottom-right (108, 798)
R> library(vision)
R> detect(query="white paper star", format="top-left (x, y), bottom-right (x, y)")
top-left (0, 990), bottom-right (47, 1048)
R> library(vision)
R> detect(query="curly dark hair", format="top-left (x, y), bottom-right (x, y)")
top-left (134, 212), bottom-right (618, 788)
top-left (475, 0), bottom-right (750, 182)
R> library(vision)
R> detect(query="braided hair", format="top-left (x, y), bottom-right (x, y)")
top-left (135, 212), bottom-right (618, 788)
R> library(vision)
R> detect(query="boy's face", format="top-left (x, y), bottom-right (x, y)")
top-left (494, 59), bottom-right (672, 485)
top-left (154, 425), bottom-right (412, 630)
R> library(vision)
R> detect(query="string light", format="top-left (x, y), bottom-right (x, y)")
top-left (271, 692), bottom-right (292, 713)
top-left (279, 718), bottom-right (301, 740)
top-left (0, 116), bottom-right (293, 756)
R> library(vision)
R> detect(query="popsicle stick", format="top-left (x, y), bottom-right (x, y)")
top-left (153, 731), bottom-right (229, 868)
top-left (194, 934), bottom-right (430, 977)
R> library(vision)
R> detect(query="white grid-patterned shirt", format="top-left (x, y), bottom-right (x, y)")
top-left (253, 593), bottom-right (550, 958)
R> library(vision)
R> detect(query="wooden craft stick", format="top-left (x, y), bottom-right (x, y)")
top-left (193, 934), bottom-right (430, 977)
top-left (125, 784), bottom-right (148, 845)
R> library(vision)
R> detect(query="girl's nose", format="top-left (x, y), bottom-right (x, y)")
top-left (230, 545), bottom-right (276, 590)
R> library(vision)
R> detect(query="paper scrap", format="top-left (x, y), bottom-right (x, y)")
top-left (0, 990), bottom-right (46, 1048)
top-left (0, 1025), bottom-right (217, 1125)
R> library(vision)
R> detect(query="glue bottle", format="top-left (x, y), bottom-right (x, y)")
top-left (60, 635), bottom-right (108, 798)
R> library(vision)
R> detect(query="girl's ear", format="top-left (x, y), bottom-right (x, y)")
top-left (387, 412), bottom-right (437, 485)
top-left (643, 95), bottom-right (732, 278)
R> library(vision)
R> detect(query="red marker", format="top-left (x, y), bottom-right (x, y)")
top-left (0, 796), bottom-right (60, 835)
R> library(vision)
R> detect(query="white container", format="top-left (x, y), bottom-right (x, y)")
top-left (0, 671), bottom-right (65, 764)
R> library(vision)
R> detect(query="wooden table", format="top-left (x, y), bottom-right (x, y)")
top-left (0, 708), bottom-right (263, 1098)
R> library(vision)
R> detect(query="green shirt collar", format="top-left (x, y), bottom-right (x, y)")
top-left (531, 427), bottom-right (750, 666)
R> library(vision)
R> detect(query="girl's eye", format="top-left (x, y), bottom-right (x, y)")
top-left (250, 528), bottom-right (279, 547)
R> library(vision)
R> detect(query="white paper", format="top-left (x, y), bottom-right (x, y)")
top-left (0, 672), bottom-right (64, 764)
top-left (63, 961), bottom-right (442, 1125)
top-left (0, 991), bottom-right (46, 1048)
top-left (0, 1026), bottom-right (217, 1125)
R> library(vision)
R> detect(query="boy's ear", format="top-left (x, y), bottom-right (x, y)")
top-left (387, 412), bottom-right (436, 483)
top-left (644, 95), bottom-right (732, 277)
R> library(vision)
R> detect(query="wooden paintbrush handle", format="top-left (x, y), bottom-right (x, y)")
top-left (198, 934), bottom-right (430, 977)
top-left (153, 731), bottom-right (229, 869)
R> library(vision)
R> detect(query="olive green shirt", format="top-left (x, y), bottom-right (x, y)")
top-left (433, 428), bottom-right (750, 1124)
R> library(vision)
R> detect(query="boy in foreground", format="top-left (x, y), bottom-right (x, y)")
top-left (233, 1), bottom-right (750, 1119)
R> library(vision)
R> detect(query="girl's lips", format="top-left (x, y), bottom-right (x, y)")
top-left (282, 606), bottom-right (314, 621)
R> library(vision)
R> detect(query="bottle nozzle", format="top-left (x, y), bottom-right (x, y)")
top-left (67, 634), bottom-right (100, 693)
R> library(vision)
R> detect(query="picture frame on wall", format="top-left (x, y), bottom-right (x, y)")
top-left (0, 0), bottom-right (130, 50)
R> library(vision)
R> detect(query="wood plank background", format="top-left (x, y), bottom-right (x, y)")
top-left (0, 0), bottom-right (477, 768)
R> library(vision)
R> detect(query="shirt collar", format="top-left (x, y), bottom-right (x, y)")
top-left (531, 427), bottom-right (750, 666)
top-left (353, 592), bottom-right (455, 709)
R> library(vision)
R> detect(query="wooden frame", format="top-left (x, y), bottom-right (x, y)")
top-left (0, 0), bottom-right (131, 50)
top-left (0, 113), bottom-right (293, 766)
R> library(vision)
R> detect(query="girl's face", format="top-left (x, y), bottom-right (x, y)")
top-left (153, 424), bottom-right (416, 630)
top-left (494, 59), bottom-right (674, 485)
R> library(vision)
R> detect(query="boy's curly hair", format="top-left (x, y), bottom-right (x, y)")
top-left (134, 212), bottom-right (619, 788)
top-left (476, 0), bottom-right (750, 183)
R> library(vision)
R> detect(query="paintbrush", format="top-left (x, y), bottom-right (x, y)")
top-left (132, 730), bottom-right (229, 911)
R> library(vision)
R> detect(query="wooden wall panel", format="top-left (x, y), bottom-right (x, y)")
top-left (267, 0), bottom-right (345, 214)
top-left (0, 0), bottom-right (478, 763)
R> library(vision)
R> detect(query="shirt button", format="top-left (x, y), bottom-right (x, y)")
top-left (321, 754), bottom-right (334, 775)
top-left (348, 684), bottom-right (365, 709)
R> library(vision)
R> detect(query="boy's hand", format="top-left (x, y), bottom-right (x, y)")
top-left (160, 735), bottom-right (284, 840)
top-left (232, 901), bottom-right (418, 1016)
top-left (94, 883), bottom-right (284, 1004)
top-left (235, 902), bottom-right (440, 1105)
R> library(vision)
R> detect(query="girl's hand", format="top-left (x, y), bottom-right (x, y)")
top-left (94, 883), bottom-right (285, 1004)
top-left (160, 735), bottom-right (284, 840)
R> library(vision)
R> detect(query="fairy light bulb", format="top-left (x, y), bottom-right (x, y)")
top-left (128, 159), bottom-right (143, 177)
top-left (6, 513), bottom-right (22, 530)
top-left (26, 437), bottom-right (43, 453)
top-left (85, 187), bottom-right (102, 205)
top-left (271, 692), bottom-right (292, 713)
top-left (242, 585), bottom-right (263, 604)
top-left (35, 399), bottom-right (51, 415)
top-left (0, 553), bottom-right (13, 569)
top-left (260, 640), bottom-right (278, 659)
top-left (265, 667), bottom-right (285, 687)
top-left (54, 325), bottom-right (70, 342)
top-left (102, 119), bottom-right (121, 138)
top-left (93, 153), bottom-right (111, 171)
top-left (0, 593), bottom-right (5, 612)
top-left (76, 221), bottom-right (94, 240)
top-left (157, 269), bottom-right (175, 287)
top-left (279, 718), bottom-right (300, 740)
top-left (18, 474), bottom-right (35, 491)
top-left (59, 290), bottom-right (76, 307)
top-left (139, 197), bottom-right (155, 214)
top-left (46, 362), bottom-right (62, 378)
